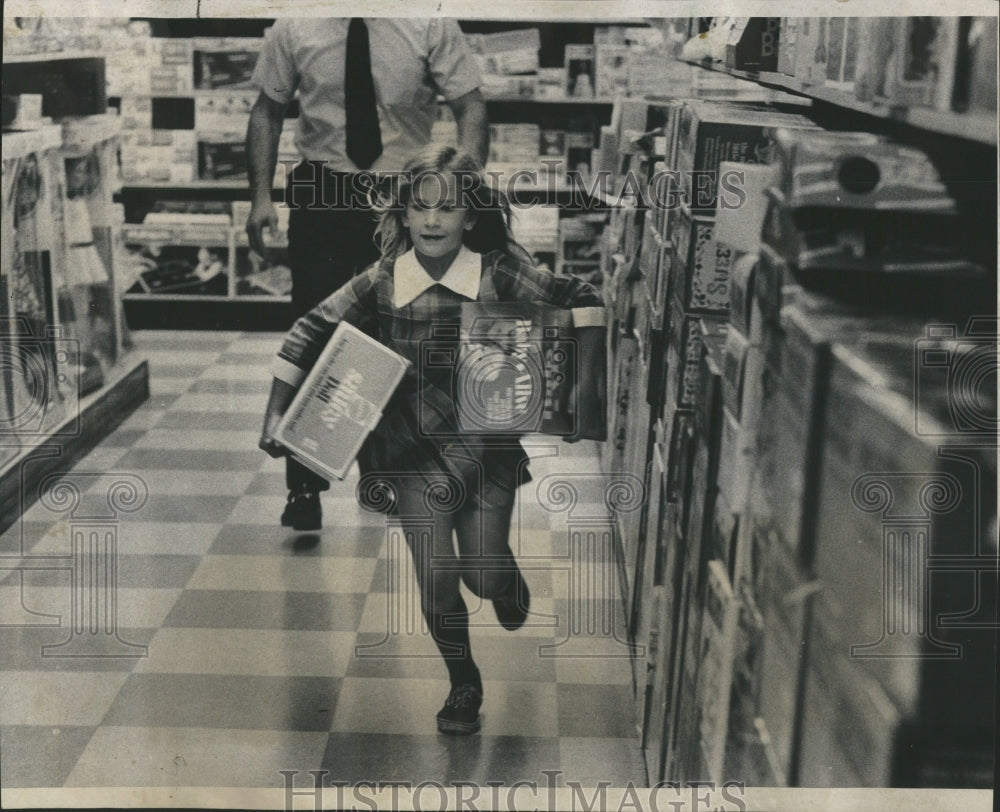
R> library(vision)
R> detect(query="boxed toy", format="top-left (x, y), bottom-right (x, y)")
top-left (724, 18), bottom-right (781, 73)
top-left (192, 37), bottom-right (261, 90)
top-left (565, 45), bottom-right (596, 98)
top-left (122, 223), bottom-right (231, 295)
top-left (197, 136), bottom-right (247, 180)
top-left (467, 29), bottom-right (540, 75)
top-left (695, 559), bottom-right (739, 782)
top-left (674, 102), bottom-right (816, 215)
top-left (669, 204), bottom-right (731, 316)
top-left (274, 322), bottom-right (410, 481)
top-left (446, 302), bottom-right (586, 437)
top-left (595, 44), bottom-right (630, 99)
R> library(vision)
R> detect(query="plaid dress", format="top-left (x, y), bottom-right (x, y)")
top-left (273, 247), bottom-right (605, 508)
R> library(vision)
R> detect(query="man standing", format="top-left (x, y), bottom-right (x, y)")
top-left (246, 18), bottom-right (488, 530)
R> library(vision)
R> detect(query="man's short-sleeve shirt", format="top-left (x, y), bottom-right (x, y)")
top-left (251, 18), bottom-right (482, 171)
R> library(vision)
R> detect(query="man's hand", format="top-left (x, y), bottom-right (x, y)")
top-left (246, 197), bottom-right (278, 257)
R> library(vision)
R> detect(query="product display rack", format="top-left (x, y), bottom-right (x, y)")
top-left (598, 17), bottom-right (997, 792)
top-left (1, 52), bottom-right (149, 534)
top-left (105, 18), bottom-right (652, 331)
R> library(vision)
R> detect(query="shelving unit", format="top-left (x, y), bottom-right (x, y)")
top-left (684, 59), bottom-right (998, 145)
top-left (1, 52), bottom-right (149, 534)
top-left (105, 18), bottom-right (652, 330)
top-left (599, 17), bottom-right (997, 792)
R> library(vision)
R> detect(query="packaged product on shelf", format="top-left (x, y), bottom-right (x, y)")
top-left (796, 603), bottom-right (901, 786)
top-left (121, 223), bottom-right (231, 295)
top-left (535, 68), bottom-right (567, 100)
top-left (776, 19), bottom-right (799, 77)
top-left (564, 131), bottom-right (595, 178)
top-left (721, 327), bottom-right (748, 419)
top-left (759, 298), bottom-right (923, 567)
top-left (194, 92), bottom-right (256, 133)
top-left (715, 405), bottom-right (753, 514)
top-left (510, 204), bottom-right (558, 271)
top-left (761, 129), bottom-right (988, 298)
top-left (627, 51), bottom-right (675, 98)
top-left (2, 125), bottom-right (79, 433)
top-left (480, 75), bottom-right (536, 100)
top-left (150, 66), bottom-right (194, 95)
top-left (4, 94), bottom-right (45, 131)
top-left (674, 101), bottom-right (817, 215)
top-left (669, 204), bottom-right (733, 316)
top-left (595, 44), bottom-right (631, 99)
top-left (710, 488), bottom-right (740, 576)
top-left (119, 97), bottom-right (153, 131)
top-left (120, 129), bottom-right (197, 185)
top-left (724, 17), bottom-right (781, 73)
top-left (565, 45), bottom-right (596, 98)
top-left (755, 536), bottom-right (818, 787)
top-left (537, 129), bottom-right (567, 178)
top-left (963, 17), bottom-right (998, 112)
top-left (275, 322), bottom-right (410, 482)
top-left (197, 134), bottom-right (248, 180)
top-left (714, 161), bottom-right (778, 252)
top-left (466, 29), bottom-right (541, 75)
top-left (695, 320), bottom-right (727, 451)
top-left (695, 559), bottom-right (739, 782)
top-left (192, 37), bottom-right (262, 90)
top-left (822, 16), bottom-right (861, 92)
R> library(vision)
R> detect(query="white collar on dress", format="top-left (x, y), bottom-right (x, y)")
top-left (393, 246), bottom-right (481, 308)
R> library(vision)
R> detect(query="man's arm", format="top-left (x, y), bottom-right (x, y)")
top-left (447, 88), bottom-right (489, 167)
top-left (245, 91), bottom-right (289, 255)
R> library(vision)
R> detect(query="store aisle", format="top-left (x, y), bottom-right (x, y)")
top-left (0, 330), bottom-right (646, 790)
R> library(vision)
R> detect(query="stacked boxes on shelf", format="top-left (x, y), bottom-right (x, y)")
top-left (728, 129), bottom-right (995, 788)
top-left (599, 75), bottom-right (994, 789)
top-left (110, 26), bottom-right (297, 186)
top-left (692, 16), bottom-right (998, 117)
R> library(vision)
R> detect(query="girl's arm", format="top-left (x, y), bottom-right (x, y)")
top-left (259, 265), bottom-right (381, 455)
top-left (259, 377), bottom-right (297, 458)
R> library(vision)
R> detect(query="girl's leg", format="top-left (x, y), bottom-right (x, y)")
top-left (393, 478), bottom-right (482, 733)
top-left (453, 494), bottom-right (529, 631)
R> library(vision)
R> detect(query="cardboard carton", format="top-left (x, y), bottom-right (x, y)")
top-left (274, 322), bottom-right (410, 481)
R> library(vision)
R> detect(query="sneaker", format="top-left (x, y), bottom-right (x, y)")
top-left (280, 491), bottom-right (321, 531)
top-left (493, 568), bottom-right (530, 631)
top-left (436, 682), bottom-right (483, 735)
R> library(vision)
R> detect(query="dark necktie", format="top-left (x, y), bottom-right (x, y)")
top-left (345, 18), bottom-right (383, 170)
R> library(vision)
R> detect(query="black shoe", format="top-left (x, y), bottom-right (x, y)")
top-left (280, 491), bottom-right (321, 531)
top-left (493, 568), bottom-right (530, 631)
top-left (436, 682), bottom-right (483, 735)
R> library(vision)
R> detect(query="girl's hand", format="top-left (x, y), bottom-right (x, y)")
top-left (259, 411), bottom-right (287, 458)
top-left (259, 377), bottom-right (298, 458)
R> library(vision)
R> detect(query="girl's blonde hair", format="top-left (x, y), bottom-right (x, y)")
top-left (372, 144), bottom-right (531, 263)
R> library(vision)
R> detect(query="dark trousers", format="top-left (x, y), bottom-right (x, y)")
top-left (284, 164), bottom-right (381, 493)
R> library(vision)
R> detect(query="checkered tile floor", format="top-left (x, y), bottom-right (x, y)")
top-left (0, 331), bottom-right (647, 789)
